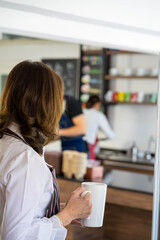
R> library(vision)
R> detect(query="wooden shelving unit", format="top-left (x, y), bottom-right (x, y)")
top-left (105, 50), bottom-right (148, 55)
top-left (105, 101), bottom-right (157, 106)
top-left (103, 49), bottom-right (158, 110)
top-left (79, 47), bottom-right (157, 109)
top-left (105, 75), bottom-right (158, 80)
top-left (80, 47), bottom-right (103, 104)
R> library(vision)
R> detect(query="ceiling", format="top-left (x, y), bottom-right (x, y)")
top-left (0, 0), bottom-right (160, 53)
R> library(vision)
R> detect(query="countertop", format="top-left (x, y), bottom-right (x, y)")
top-left (97, 149), bottom-right (154, 175)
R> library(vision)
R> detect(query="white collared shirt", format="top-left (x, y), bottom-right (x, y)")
top-left (83, 108), bottom-right (115, 145)
top-left (0, 123), bottom-right (67, 240)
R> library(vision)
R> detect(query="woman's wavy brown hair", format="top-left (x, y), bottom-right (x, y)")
top-left (0, 60), bottom-right (63, 155)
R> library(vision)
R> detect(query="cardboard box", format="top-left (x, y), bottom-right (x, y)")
top-left (85, 165), bottom-right (104, 180)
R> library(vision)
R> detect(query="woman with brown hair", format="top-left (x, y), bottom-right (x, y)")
top-left (0, 61), bottom-right (92, 240)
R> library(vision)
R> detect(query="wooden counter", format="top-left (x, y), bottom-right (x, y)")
top-left (103, 159), bottom-right (154, 175)
top-left (97, 153), bottom-right (154, 175)
top-left (57, 177), bottom-right (153, 240)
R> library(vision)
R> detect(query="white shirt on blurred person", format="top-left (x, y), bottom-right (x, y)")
top-left (83, 95), bottom-right (115, 145)
top-left (83, 108), bottom-right (115, 145)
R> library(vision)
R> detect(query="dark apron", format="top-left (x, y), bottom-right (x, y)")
top-left (59, 113), bottom-right (85, 152)
top-left (4, 128), bottom-right (60, 217)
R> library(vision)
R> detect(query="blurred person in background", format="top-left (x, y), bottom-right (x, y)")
top-left (0, 61), bottom-right (92, 240)
top-left (83, 95), bottom-right (115, 159)
top-left (59, 95), bottom-right (87, 152)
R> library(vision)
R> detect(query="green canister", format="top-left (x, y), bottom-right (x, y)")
top-left (124, 92), bottom-right (131, 102)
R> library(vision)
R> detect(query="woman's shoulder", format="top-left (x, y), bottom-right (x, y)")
top-left (0, 136), bottom-right (46, 184)
top-left (1, 122), bottom-right (44, 163)
top-left (1, 133), bottom-right (41, 159)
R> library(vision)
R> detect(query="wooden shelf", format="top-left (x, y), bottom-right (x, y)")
top-left (82, 50), bottom-right (102, 55)
top-left (106, 50), bottom-right (149, 55)
top-left (105, 75), bottom-right (158, 80)
top-left (105, 101), bottom-right (157, 105)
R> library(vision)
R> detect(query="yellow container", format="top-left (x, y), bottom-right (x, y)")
top-left (118, 92), bottom-right (125, 102)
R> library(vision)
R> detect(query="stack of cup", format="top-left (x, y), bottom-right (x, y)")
top-left (62, 151), bottom-right (87, 180)
top-left (62, 150), bottom-right (76, 179)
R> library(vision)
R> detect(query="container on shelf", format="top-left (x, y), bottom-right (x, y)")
top-left (131, 92), bottom-right (138, 103)
top-left (81, 84), bottom-right (90, 93)
top-left (123, 68), bottom-right (135, 76)
top-left (104, 90), bottom-right (113, 102)
top-left (150, 68), bottom-right (158, 76)
top-left (124, 92), bottom-right (131, 102)
top-left (137, 92), bottom-right (145, 103)
top-left (80, 51), bottom-right (103, 106)
top-left (135, 68), bottom-right (150, 76)
top-left (150, 93), bottom-right (157, 103)
top-left (112, 92), bottom-right (118, 102)
top-left (108, 67), bottom-right (119, 76)
top-left (81, 74), bottom-right (90, 84)
top-left (80, 93), bottom-right (90, 103)
top-left (117, 92), bottom-right (125, 102)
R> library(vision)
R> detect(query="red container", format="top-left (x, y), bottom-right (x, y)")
top-left (131, 92), bottom-right (138, 103)
top-left (112, 91), bottom-right (118, 102)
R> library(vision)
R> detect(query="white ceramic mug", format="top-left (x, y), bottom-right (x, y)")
top-left (137, 91), bottom-right (145, 103)
top-left (123, 68), bottom-right (134, 76)
top-left (81, 182), bottom-right (107, 227)
top-left (104, 90), bottom-right (113, 102)
top-left (108, 67), bottom-right (119, 76)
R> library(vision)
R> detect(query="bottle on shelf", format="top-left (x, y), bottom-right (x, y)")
top-left (128, 142), bottom-right (138, 162)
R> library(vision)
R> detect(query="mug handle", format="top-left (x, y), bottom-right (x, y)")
top-left (81, 190), bottom-right (91, 220)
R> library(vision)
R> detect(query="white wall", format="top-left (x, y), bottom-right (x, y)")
top-left (0, 38), bottom-right (80, 74)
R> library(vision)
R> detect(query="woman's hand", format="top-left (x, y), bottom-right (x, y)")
top-left (56, 187), bottom-right (92, 227)
top-left (70, 218), bottom-right (82, 226)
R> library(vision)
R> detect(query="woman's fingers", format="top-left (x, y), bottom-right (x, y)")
top-left (59, 186), bottom-right (92, 225)
top-left (70, 219), bottom-right (82, 226)
top-left (72, 187), bottom-right (87, 196)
